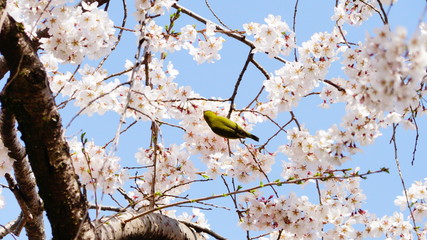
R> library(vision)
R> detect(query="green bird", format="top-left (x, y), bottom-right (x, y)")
top-left (203, 110), bottom-right (259, 142)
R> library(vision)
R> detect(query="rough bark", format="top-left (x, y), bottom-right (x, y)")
top-left (0, 1), bottom-right (91, 239)
top-left (0, 108), bottom-right (45, 240)
top-left (93, 212), bottom-right (207, 240)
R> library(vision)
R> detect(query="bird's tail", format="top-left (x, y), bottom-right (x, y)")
top-left (249, 134), bottom-right (259, 142)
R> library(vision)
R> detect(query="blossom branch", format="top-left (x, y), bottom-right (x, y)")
top-left (65, 81), bottom-right (130, 128)
top-left (124, 168), bottom-right (388, 224)
top-left (172, 3), bottom-right (289, 65)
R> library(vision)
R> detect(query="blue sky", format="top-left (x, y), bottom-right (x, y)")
top-left (1, 1), bottom-right (427, 239)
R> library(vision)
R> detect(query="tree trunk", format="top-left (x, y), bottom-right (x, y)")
top-left (0, 1), bottom-right (91, 239)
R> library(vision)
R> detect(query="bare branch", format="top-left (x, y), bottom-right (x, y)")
top-left (390, 124), bottom-right (420, 237)
top-left (204, 0), bottom-right (232, 31)
top-left (96, 0), bottom-right (128, 71)
top-left (227, 50), bottom-right (254, 118)
top-left (180, 220), bottom-right (227, 240)
top-left (292, 0), bottom-right (299, 62)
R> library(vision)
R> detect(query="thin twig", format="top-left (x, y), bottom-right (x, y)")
top-left (259, 116), bottom-right (293, 149)
top-left (292, 0), bottom-right (299, 62)
top-left (359, 0), bottom-right (386, 24)
top-left (204, 0), bottom-right (232, 31)
top-left (390, 124), bottom-right (419, 237)
top-left (65, 81), bottom-right (130, 128)
top-left (242, 141), bottom-right (279, 198)
top-left (323, 79), bottom-right (346, 92)
top-left (103, 120), bottom-right (138, 148)
top-left (316, 179), bottom-right (322, 205)
top-left (96, 0), bottom-right (128, 70)
top-left (245, 58), bottom-right (269, 109)
top-left (410, 108), bottom-right (419, 165)
top-left (161, 193), bottom-right (230, 211)
top-left (376, 0), bottom-right (389, 24)
top-left (220, 175), bottom-right (243, 220)
top-left (54, 64), bottom-right (80, 99)
top-left (227, 50), bottom-right (254, 118)
top-left (290, 111), bottom-right (301, 130)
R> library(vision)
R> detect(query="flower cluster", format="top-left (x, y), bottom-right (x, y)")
top-left (242, 177), bottom-right (427, 240)
top-left (227, 146), bottom-right (275, 183)
top-left (332, 0), bottom-right (375, 26)
top-left (364, 213), bottom-right (416, 239)
top-left (49, 64), bottom-right (125, 116)
top-left (239, 178), bottom-right (367, 238)
top-left (280, 126), bottom-right (358, 181)
top-left (135, 0), bottom-right (177, 22)
top-left (332, 0), bottom-right (398, 26)
top-left (395, 178), bottom-right (427, 221)
top-left (134, 1), bottom-right (224, 64)
top-left (319, 25), bottom-right (427, 147)
top-left (263, 27), bottom-right (343, 112)
top-left (68, 137), bottom-right (126, 194)
top-left (124, 58), bottom-right (203, 122)
top-left (138, 17), bottom-right (225, 64)
top-left (6, 0), bottom-right (68, 34)
top-left (202, 146), bottom-right (274, 182)
top-left (40, 2), bottom-right (116, 64)
top-left (176, 208), bottom-right (210, 229)
top-left (8, 0), bottom-right (117, 65)
top-left (244, 15), bottom-right (296, 58)
top-left (343, 25), bottom-right (426, 114)
top-left (132, 143), bottom-right (197, 208)
top-left (187, 35), bottom-right (225, 64)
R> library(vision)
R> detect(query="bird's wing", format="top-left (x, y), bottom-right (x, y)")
top-left (218, 117), bottom-right (248, 138)
top-left (208, 116), bottom-right (245, 139)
